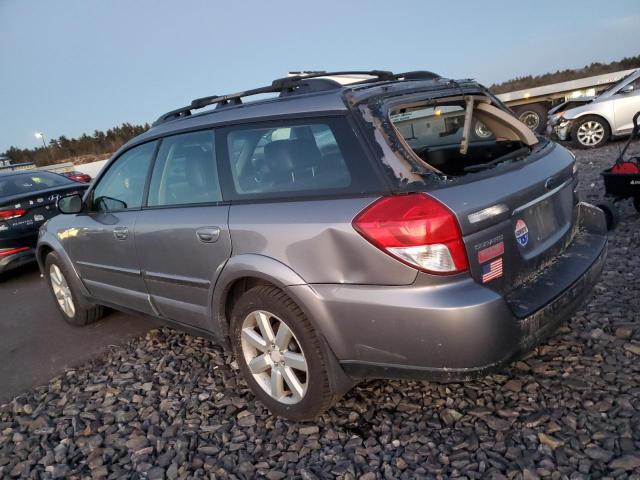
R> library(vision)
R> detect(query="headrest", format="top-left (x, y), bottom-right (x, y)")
top-left (264, 139), bottom-right (322, 173)
top-left (180, 146), bottom-right (212, 188)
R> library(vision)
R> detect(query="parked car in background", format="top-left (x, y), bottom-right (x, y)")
top-left (62, 170), bottom-right (92, 183)
top-left (38, 70), bottom-right (607, 420)
top-left (548, 69), bottom-right (640, 148)
top-left (0, 171), bottom-right (88, 273)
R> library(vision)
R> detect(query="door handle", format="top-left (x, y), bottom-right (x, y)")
top-left (113, 226), bottom-right (128, 240)
top-left (196, 227), bottom-right (220, 243)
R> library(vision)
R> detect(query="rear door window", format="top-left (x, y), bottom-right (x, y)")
top-left (147, 131), bottom-right (221, 207)
top-left (219, 117), bottom-right (380, 200)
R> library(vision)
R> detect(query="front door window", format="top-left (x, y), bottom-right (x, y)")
top-left (91, 142), bottom-right (156, 211)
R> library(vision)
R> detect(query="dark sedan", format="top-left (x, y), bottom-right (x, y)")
top-left (0, 171), bottom-right (88, 273)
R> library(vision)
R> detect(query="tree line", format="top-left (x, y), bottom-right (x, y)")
top-left (489, 55), bottom-right (640, 94)
top-left (3, 123), bottom-right (150, 167)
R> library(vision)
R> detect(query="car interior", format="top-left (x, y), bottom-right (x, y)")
top-left (150, 142), bottom-right (221, 206)
top-left (228, 124), bottom-right (352, 194)
top-left (390, 98), bottom-right (539, 176)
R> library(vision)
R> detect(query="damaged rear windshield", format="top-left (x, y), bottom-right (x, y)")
top-left (389, 98), bottom-right (535, 177)
top-left (391, 105), bottom-right (494, 149)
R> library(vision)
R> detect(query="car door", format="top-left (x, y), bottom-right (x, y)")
top-left (613, 76), bottom-right (640, 134)
top-left (135, 130), bottom-right (231, 331)
top-left (63, 141), bottom-right (157, 314)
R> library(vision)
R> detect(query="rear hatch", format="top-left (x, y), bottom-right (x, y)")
top-left (427, 141), bottom-right (577, 295)
top-left (0, 184), bottom-right (87, 248)
top-left (353, 82), bottom-right (579, 295)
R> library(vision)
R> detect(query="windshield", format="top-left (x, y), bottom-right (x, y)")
top-left (0, 172), bottom-right (73, 197)
top-left (598, 71), bottom-right (637, 97)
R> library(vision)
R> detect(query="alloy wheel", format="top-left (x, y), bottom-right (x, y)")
top-left (577, 121), bottom-right (605, 146)
top-left (240, 310), bottom-right (308, 404)
top-left (49, 264), bottom-right (75, 317)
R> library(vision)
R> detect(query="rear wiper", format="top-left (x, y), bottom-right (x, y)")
top-left (463, 146), bottom-right (530, 173)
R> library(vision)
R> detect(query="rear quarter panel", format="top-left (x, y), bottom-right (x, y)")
top-left (228, 197), bottom-right (418, 285)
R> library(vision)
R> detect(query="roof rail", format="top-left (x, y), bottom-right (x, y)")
top-left (277, 70), bottom-right (395, 85)
top-left (395, 70), bottom-right (440, 80)
top-left (289, 70), bottom-right (440, 82)
top-left (152, 70), bottom-right (436, 126)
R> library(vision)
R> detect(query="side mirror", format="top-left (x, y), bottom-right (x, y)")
top-left (619, 84), bottom-right (634, 95)
top-left (57, 193), bottom-right (83, 214)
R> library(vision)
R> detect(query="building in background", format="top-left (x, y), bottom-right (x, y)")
top-left (0, 155), bottom-right (36, 172)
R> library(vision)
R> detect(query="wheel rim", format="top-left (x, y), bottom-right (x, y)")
top-left (577, 121), bottom-right (605, 146)
top-left (519, 111), bottom-right (540, 131)
top-left (49, 264), bottom-right (75, 317)
top-left (240, 310), bottom-right (308, 404)
top-left (474, 121), bottom-right (492, 138)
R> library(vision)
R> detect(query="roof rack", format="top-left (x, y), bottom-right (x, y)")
top-left (395, 70), bottom-right (440, 81)
top-left (152, 70), bottom-right (439, 126)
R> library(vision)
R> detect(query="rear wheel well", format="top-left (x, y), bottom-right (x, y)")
top-left (222, 277), bottom-right (276, 333)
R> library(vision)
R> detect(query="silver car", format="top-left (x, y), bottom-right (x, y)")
top-left (548, 69), bottom-right (640, 148)
top-left (37, 71), bottom-right (607, 420)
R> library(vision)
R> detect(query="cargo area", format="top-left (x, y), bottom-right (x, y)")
top-left (389, 95), bottom-right (539, 177)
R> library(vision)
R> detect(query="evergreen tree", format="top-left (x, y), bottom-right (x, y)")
top-left (2, 123), bottom-right (150, 167)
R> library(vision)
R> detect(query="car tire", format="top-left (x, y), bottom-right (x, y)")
top-left (571, 116), bottom-right (610, 149)
top-left (634, 196), bottom-right (640, 213)
top-left (514, 103), bottom-right (548, 133)
top-left (230, 285), bottom-right (337, 421)
top-left (45, 252), bottom-right (103, 326)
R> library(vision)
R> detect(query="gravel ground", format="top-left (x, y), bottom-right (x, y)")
top-left (1, 140), bottom-right (639, 479)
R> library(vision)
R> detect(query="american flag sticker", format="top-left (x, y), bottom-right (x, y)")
top-left (482, 257), bottom-right (503, 283)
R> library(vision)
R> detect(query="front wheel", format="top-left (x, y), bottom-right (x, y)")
top-left (571, 116), bottom-right (610, 149)
top-left (45, 252), bottom-right (103, 326)
top-left (230, 285), bottom-right (338, 421)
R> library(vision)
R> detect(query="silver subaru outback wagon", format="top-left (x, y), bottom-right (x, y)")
top-left (37, 71), bottom-right (607, 420)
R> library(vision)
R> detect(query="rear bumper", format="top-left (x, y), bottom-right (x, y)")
top-left (0, 230), bottom-right (38, 273)
top-left (0, 248), bottom-right (36, 274)
top-left (289, 203), bottom-right (607, 382)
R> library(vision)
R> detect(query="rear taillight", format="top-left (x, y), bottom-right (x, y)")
top-left (0, 208), bottom-right (27, 221)
top-left (0, 247), bottom-right (30, 257)
top-left (353, 193), bottom-right (469, 274)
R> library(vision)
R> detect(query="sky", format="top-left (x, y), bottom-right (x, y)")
top-left (1, 0), bottom-right (639, 152)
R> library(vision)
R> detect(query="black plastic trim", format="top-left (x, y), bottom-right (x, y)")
top-left (75, 261), bottom-right (141, 277)
top-left (142, 270), bottom-right (211, 289)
